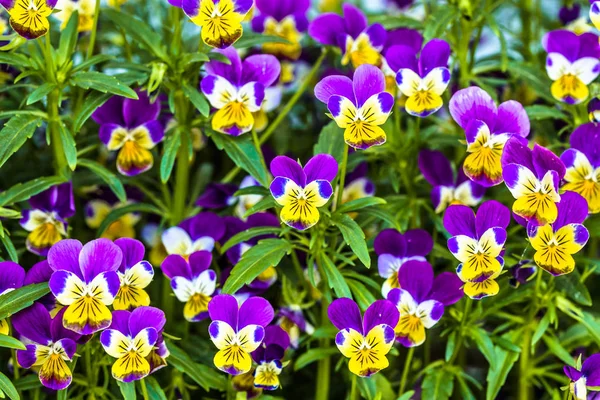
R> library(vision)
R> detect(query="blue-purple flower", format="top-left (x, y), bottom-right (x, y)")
top-left (0, 261), bottom-right (25, 335)
top-left (251, 325), bottom-right (290, 390)
top-left (113, 238), bottom-right (154, 311)
top-left (564, 353), bottom-right (600, 400)
top-left (161, 212), bottom-right (225, 258)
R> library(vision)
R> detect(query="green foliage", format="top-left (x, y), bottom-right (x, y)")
top-left (0, 114), bottom-right (42, 169)
top-left (70, 71), bottom-right (138, 99)
top-left (0, 283), bottom-right (50, 320)
top-left (332, 214), bottom-right (370, 268)
top-left (78, 159), bottom-right (127, 202)
top-left (167, 342), bottom-right (227, 391)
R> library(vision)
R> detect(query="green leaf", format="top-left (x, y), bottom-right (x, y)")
top-left (144, 376), bottom-right (167, 400)
top-left (0, 208), bottom-right (21, 219)
top-left (13, 375), bottom-right (42, 391)
top-left (78, 159), bottom-right (127, 203)
top-left (422, 367), bottom-right (454, 400)
top-left (335, 197), bottom-right (386, 215)
top-left (0, 372), bottom-right (19, 400)
top-left (243, 196), bottom-right (275, 218)
top-left (0, 334), bottom-right (25, 350)
top-left (445, 332), bottom-right (456, 362)
top-left (160, 132), bottom-right (181, 183)
top-left (222, 238), bottom-right (291, 294)
top-left (525, 105), bottom-right (569, 122)
top-left (485, 14), bottom-right (508, 72)
top-left (208, 131), bottom-right (270, 187)
top-left (182, 52), bottom-right (210, 64)
top-left (0, 114), bottom-right (42, 169)
top-left (56, 389), bottom-right (67, 400)
top-left (26, 82), bottom-right (57, 105)
top-left (73, 92), bottom-right (112, 132)
top-left (70, 71), bottom-right (138, 99)
top-left (542, 334), bottom-right (576, 366)
top-left (469, 327), bottom-right (496, 366)
top-left (0, 283), bottom-right (50, 320)
top-left (294, 348), bottom-right (339, 371)
top-left (486, 337), bottom-right (520, 400)
top-left (0, 176), bottom-right (66, 206)
top-left (319, 253), bottom-right (352, 299)
top-left (57, 10), bottom-right (78, 67)
top-left (532, 312), bottom-right (551, 346)
top-left (0, 233), bottom-right (18, 263)
top-left (234, 33), bottom-right (290, 49)
top-left (555, 269), bottom-right (592, 306)
top-left (182, 84), bottom-right (209, 117)
top-left (221, 226), bottom-right (281, 252)
top-left (103, 9), bottom-right (167, 60)
top-left (397, 391), bottom-right (415, 400)
top-left (167, 342), bottom-right (227, 391)
top-left (313, 122), bottom-right (345, 163)
top-left (117, 381), bottom-right (136, 400)
top-left (332, 214), bottom-right (370, 268)
top-left (423, 6), bottom-right (459, 42)
top-left (96, 203), bottom-right (164, 237)
top-left (72, 54), bottom-right (115, 73)
top-left (0, 52), bottom-right (31, 69)
top-left (58, 121), bottom-right (77, 170)
top-left (346, 280), bottom-right (376, 311)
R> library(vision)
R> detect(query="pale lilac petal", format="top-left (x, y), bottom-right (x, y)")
top-left (495, 100), bottom-right (530, 137)
top-left (449, 87), bottom-right (497, 130)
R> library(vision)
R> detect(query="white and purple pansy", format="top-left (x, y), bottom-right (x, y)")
top-left (161, 212), bottom-right (225, 258)
top-left (564, 353), bottom-right (600, 400)
top-left (251, 325), bottom-right (291, 390)
top-left (113, 238), bottom-right (155, 311)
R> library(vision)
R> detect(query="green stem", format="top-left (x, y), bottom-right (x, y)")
top-left (171, 90), bottom-right (190, 225)
top-left (398, 347), bottom-right (415, 396)
top-left (520, 0), bottom-right (532, 60)
top-left (334, 145), bottom-right (349, 210)
top-left (48, 89), bottom-right (68, 175)
top-left (86, 0), bottom-right (102, 60)
top-left (350, 374), bottom-right (359, 400)
top-left (519, 271), bottom-right (543, 400)
top-left (448, 297), bottom-right (473, 365)
top-left (315, 301), bottom-right (331, 400)
top-left (140, 379), bottom-right (150, 400)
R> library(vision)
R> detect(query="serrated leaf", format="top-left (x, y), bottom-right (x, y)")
top-left (117, 381), bottom-right (135, 400)
top-left (26, 82), bottom-right (57, 105)
top-left (78, 159), bottom-right (127, 203)
top-left (220, 226), bottom-right (281, 252)
top-left (182, 84), bottom-right (209, 117)
top-left (73, 91), bottom-right (112, 132)
top-left (422, 367), bottom-right (454, 400)
top-left (70, 71), bottom-right (138, 99)
top-left (332, 214), bottom-right (370, 268)
top-left (0, 176), bottom-right (65, 206)
top-left (335, 197), bottom-right (386, 215)
top-left (167, 341), bottom-right (227, 391)
top-left (103, 9), bottom-right (167, 60)
top-left (294, 348), bottom-right (339, 371)
top-left (320, 253), bottom-right (352, 299)
top-left (222, 238), bottom-right (291, 294)
top-left (57, 10), bottom-right (78, 67)
top-left (0, 114), bottom-right (41, 169)
top-left (58, 121), bottom-right (77, 170)
top-left (0, 372), bottom-right (18, 400)
top-left (96, 203), bottom-right (164, 237)
top-left (0, 283), bottom-right (50, 320)
top-left (0, 334), bottom-right (26, 350)
top-left (160, 132), bottom-right (181, 183)
top-left (313, 122), bottom-right (345, 163)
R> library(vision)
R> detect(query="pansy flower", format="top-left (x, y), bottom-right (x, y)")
top-left (444, 200), bottom-right (511, 299)
top-left (388, 39), bottom-right (451, 117)
top-left (0, 0), bottom-right (56, 39)
top-left (92, 91), bottom-right (164, 176)
top-left (314, 65), bottom-right (394, 149)
top-left (112, 238), bottom-right (154, 311)
top-left (449, 86), bottom-right (530, 187)
top-left (418, 149), bottom-right (486, 213)
top-left (542, 30), bottom-right (600, 104)
top-left (374, 228), bottom-right (433, 297)
top-left (328, 298), bottom-right (398, 377)
top-left (161, 212), bottom-right (225, 258)
top-left (196, 183), bottom-right (238, 209)
top-left (20, 182), bottom-right (75, 256)
top-left (339, 162), bottom-right (375, 206)
top-left (161, 251), bottom-right (217, 322)
top-left (183, 0), bottom-right (252, 49)
top-left (277, 305), bottom-right (313, 349)
top-left (387, 260), bottom-right (463, 347)
top-left (592, 0), bottom-right (600, 31)
top-left (564, 353), bottom-right (600, 400)
top-left (309, 3), bottom-right (386, 68)
top-left (269, 154), bottom-right (338, 230)
top-left (13, 303), bottom-right (81, 390)
top-left (560, 3), bottom-right (580, 26)
top-left (0, 261), bottom-right (25, 335)
top-left (100, 306), bottom-right (166, 382)
top-left (24, 260), bottom-right (61, 315)
top-left (208, 294), bottom-right (275, 375)
top-left (381, 28), bottom-right (423, 96)
top-left (85, 188), bottom-right (142, 240)
top-left (501, 138), bottom-right (566, 225)
top-left (235, 176), bottom-right (264, 219)
top-left (251, 0), bottom-right (310, 60)
top-left (509, 260), bottom-right (536, 288)
top-left (141, 221), bottom-right (168, 267)
top-left (54, 0), bottom-right (96, 31)
top-left (528, 191), bottom-right (589, 276)
top-left (48, 239), bottom-right (122, 334)
top-left (201, 47), bottom-right (280, 136)
top-left (561, 122), bottom-right (600, 213)
top-left (252, 325), bottom-right (290, 390)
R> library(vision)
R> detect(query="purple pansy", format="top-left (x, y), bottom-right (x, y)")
top-left (251, 325), bottom-right (290, 390)
top-left (112, 238), bottom-right (155, 311)
top-left (387, 260), bottom-right (463, 347)
top-left (13, 303), bottom-right (81, 390)
top-left (509, 260), bottom-right (536, 288)
top-left (161, 212), bottom-right (225, 258)
top-left (208, 294), bottom-right (275, 375)
top-left (277, 305), bottom-right (313, 349)
top-left (19, 182), bottom-right (75, 256)
top-left (449, 86), bottom-right (530, 187)
top-left (0, 261), bottom-right (25, 335)
top-left (374, 228), bottom-right (433, 297)
top-left (269, 154), bottom-right (338, 230)
top-left (564, 353), bottom-right (600, 400)
top-left (24, 260), bottom-right (57, 313)
top-left (418, 149), bottom-right (486, 213)
top-left (559, 4), bottom-right (580, 25)
top-left (196, 183), bottom-right (238, 209)
top-left (48, 238), bottom-right (122, 335)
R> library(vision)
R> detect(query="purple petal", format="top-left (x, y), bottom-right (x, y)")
top-left (384, 45), bottom-right (418, 74)
top-left (185, 212), bottom-right (226, 242)
top-left (564, 365), bottom-right (582, 381)
top-left (79, 239), bottom-right (122, 283)
top-left (114, 238), bottom-right (145, 271)
top-left (208, 294), bottom-right (239, 328)
top-left (570, 123), bottom-right (600, 166)
top-left (374, 229), bottom-right (406, 257)
top-left (418, 39), bottom-right (450, 77)
top-left (263, 325), bottom-right (290, 350)
top-left (578, 32), bottom-right (600, 59)
top-left (12, 303), bottom-right (51, 345)
top-left (107, 310), bottom-right (131, 336)
top-left (501, 137), bottom-right (534, 171)
top-left (129, 306), bottom-right (166, 337)
top-left (0, 261), bottom-right (24, 293)
top-left (205, 48), bottom-right (243, 86)
top-left (314, 75), bottom-right (355, 105)
top-left (270, 156), bottom-right (306, 186)
top-left (188, 250), bottom-right (212, 277)
top-left (24, 260), bottom-right (53, 285)
top-left (195, 183), bottom-right (238, 208)
top-left (364, 23), bottom-right (386, 49)
top-left (475, 200), bottom-right (511, 237)
top-left (50, 309), bottom-right (81, 343)
top-left (443, 205), bottom-right (476, 237)
top-left (542, 30), bottom-right (581, 62)
top-left (397, 260), bottom-right (433, 303)
top-left (48, 239), bottom-right (83, 278)
top-left (583, 354), bottom-right (600, 385)
top-left (362, 299), bottom-right (399, 333)
top-left (308, 13), bottom-right (345, 46)
top-left (418, 150), bottom-right (454, 186)
top-left (92, 96), bottom-right (125, 126)
top-left (449, 87), bottom-right (497, 130)
top-left (161, 255), bottom-right (193, 280)
top-left (532, 144), bottom-right (566, 180)
top-left (304, 154), bottom-right (339, 183)
top-left (342, 3), bottom-right (367, 38)
top-left (328, 298), bottom-right (363, 332)
top-left (429, 272), bottom-right (464, 305)
top-left (554, 191), bottom-right (589, 230)
top-left (17, 345), bottom-right (39, 369)
top-left (241, 55), bottom-right (281, 87)
top-left (98, 123), bottom-right (123, 147)
top-left (403, 229), bottom-right (433, 257)
top-left (123, 91), bottom-right (160, 128)
top-left (238, 296), bottom-right (274, 329)
top-left (495, 100), bottom-right (530, 137)
top-left (384, 28), bottom-right (422, 53)
top-left (353, 64), bottom-right (386, 107)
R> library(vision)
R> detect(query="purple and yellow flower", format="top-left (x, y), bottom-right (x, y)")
top-left (235, 176), bottom-right (264, 218)
top-left (161, 251), bottom-right (217, 322)
top-left (277, 305), bottom-right (313, 349)
top-left (418, 149), bottom-right (486, 213)
top-left (13, 303), bottom-right (81, 390)
top-left (24, 261), bottom-right (59, 315)
top-left (528, 191), bottom-right (589, 276)
top-left (381, 28), bottom-right (423, 96)
top-left (100, 306), bottom-right (166, 382)
top-left (161, 212), bottom-right (225, 257)
top-left (339, 162), bottom-right (375, 206)
top-left (201, 48), bottom-right (280, 136)
top-left (112, 238), bottom-right (154, 311)
top-left (269, 154), bottom-right (338, 230)
top-left (444, 200), bottom-right (511, 299)
top-left (449, 86), bottom-right (530, 187)
top-left (374, 228), bottom-right (433, 297)
top-left (208, 294), bottom-right (275, 375)
top-left (501, 138), bottom-right (566, 225)
top-left (48, 239), bottom-right (122, 334)
top-left (0, 0), bottom-right (56, 39)
top-left (388, 39), bottom-right (451, 117)
top-left (542, 30), bottom-right (600, 104)
top-left (564, 353), bottom-right (600, 400)
top-left (560, 3), bottom-right (580, 26)
top-left (182, 0), bottom-right (252, 49)
top-left (314, 65), bottom-right (394, 149)
top-left (591, 1), bottom-right (600, 31)
top-left (92, 92), bottom-right (164, 176)
top-left (387, 260), bottom-right (463, 347)
top-left (509, 260), bottom-right (536, 288)
top-left (561, 122), bottom-right (600, 213)
top-left (20, 182), bottom-right (75, 256)
top-left (328, 298), bottom-right (398, 377)
top-left (252, 325), bottom-right (290, 390)
top-left (0, 261), bottom-right (25, 335)
top-left (196, 183), bottom-right (238, 209)
top-left (251, 0), bottom-right (309, 60)
top-left (309, 3), bottom-right (386, 68)
top-left (85, 198), bottom-right (141, 240)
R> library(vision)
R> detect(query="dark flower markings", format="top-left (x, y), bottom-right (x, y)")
top-left (287, 187), bottom-right (317, 221)
top-left (221, 332), bottom-right (250, 366)
top-left (536, 228), bottom-right (570, 274)
top-left (13, 0), bottom-right (46, 36)
top-left (462, 238), bottom-right (496, 282)
top-left (201, 2), bottom-right (242, 48)
top-left (349, 333), bottom-right (381, 369)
